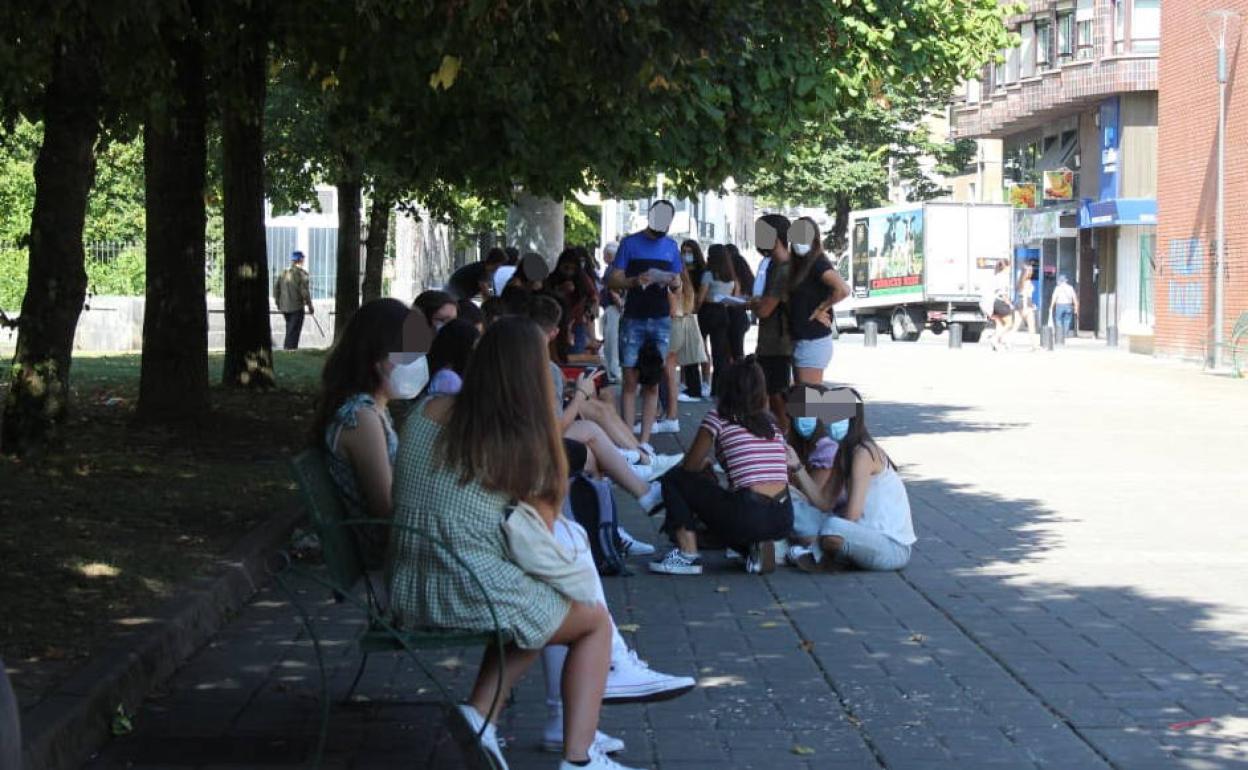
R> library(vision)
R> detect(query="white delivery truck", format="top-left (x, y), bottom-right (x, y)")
top-left (846, 201), bottom-right (1012, 342)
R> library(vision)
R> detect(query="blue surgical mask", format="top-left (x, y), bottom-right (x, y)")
top-left (682, 251), bottom-right (694, 264)
top-left (827, 419), bottom-right (849, 441)
top-left (793, 416), bottom-right (817, 438)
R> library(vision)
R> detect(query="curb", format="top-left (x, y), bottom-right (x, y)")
top-left (19, 506), bottom-right (304, 770)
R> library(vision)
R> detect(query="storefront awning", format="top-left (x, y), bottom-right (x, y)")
top-left (1079, 198), bottom-right (1157, 228)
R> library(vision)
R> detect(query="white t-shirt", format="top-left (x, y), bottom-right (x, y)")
top-left (1052, 283), bottom-right (1077, 305)
top-left (492, 265), bottom-right (517, 296)
top-left (862, 465), bottom-right (916, 546)
top-left (752, 257), bottom-right (771, 297)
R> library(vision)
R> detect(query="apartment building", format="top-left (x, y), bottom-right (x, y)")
top-left (950, 0), bottom-right (1160, 348)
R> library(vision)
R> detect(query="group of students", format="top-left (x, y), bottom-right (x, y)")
top-left (307, 204), bottom-right (915, 769)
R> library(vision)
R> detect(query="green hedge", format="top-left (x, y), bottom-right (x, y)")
top-left (0, 243), bottom-right (226, 311)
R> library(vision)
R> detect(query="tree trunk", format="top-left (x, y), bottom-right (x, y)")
top-left (361, 194), bottom-right (391, 304)
top-left (829, 192), bottom-right (852, 258)
top-left (334, 177), bottom-right (363, 338)
top-left (138, 4), bottom-right (210, 422)
top-left (506, 192), bottom-right (564, 266)
top-left (220, 11), bottom-right (275, 389)
top-left (0, 42), bottom-right (102, 456)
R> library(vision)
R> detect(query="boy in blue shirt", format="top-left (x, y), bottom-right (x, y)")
top-left (606, 200), bottom-right (683, 448)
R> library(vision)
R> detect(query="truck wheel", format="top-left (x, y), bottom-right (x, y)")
top-left (962, 324), bottom-right (985, 343)
top-left (890, 309), bottom-right (921, 342)
top-left (930, 322), bottom-right (946, 335)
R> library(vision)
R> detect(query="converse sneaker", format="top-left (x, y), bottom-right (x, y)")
top-left (649, 549), bottom-right (702, 575)
top-left (637, 481), bottom-right (664, 515)
top-left (542, 728), bottom-right (626, 755)
top-left (628, 461), bottom-right (653, 483)
top-left (558, 750), bottom-right (643, 770)
top-left (745, 541), bottom-right (775, 575)
top-left (449, 703), bottom-right (508, 770)
top-left (700, 381), bottom-right (712, 398)
top-left (785, 543), bottom-right (815, 567)
top-left (651, 418), bottom-right (680, 434)
top-left (618, 448), bottom-right (643, 465)
top-left (677, 392), bottom-right (700, 402)
top-left (604, 649), bottom-right (696, 704)
top-left (617, 527), bottom-right (655, 557)
top-left (647, 452), bottom-right (684, 477)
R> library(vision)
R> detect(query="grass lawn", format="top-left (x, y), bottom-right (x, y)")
top-left (0, 349), bottom-right (326, 708)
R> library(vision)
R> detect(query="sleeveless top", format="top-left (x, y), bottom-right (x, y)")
top-left (324, 393), bottom-right (398, 518)
top-left (861, 465), bottom-right (917, 546)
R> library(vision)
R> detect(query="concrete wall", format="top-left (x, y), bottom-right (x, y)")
top-left (0, 296), bottom-right (337, 356)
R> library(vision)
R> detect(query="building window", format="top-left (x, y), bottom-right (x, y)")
top-left (1006, 45), bottom-right (1021, 83)
top-left (1132, 0), bottom-right (1160, 53)
top-left (1114, 0), bottom-right (1127, 54)
top-left (1076, 0), bottom-right (1095, 59)
top-left (1057, 11), bottom-right (1075, 61)
top-left (1020, 22), bottom-right (1037, 77)
top-left (1036, 19), bottom-right (1052, 68)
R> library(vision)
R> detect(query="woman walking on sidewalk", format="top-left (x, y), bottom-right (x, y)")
top-left (648, 357), bottom-right (794, 576)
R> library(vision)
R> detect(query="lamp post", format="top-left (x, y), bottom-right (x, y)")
top-left (1208, 10), bottom-right (1241, 369)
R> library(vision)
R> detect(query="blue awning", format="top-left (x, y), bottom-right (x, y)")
top-left (1079, 198), bottom-right (1157, 228)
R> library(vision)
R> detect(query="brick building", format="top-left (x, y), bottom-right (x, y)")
top-left (950, 0), bottom-right (1160, 349)
top-left (1155, 1), bottom-right (1248, 364)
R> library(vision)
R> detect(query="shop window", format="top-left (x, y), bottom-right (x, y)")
top-left (1057, 11), bottom-right (1075, 61)
top-left (1036, 19), bottom-right (1052, 68)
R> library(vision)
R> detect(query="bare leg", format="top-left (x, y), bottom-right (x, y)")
top-left (467, 644), bottom-right (541, 723)
top-left (546, 602), bottom-right (612, 762)
top-left (638, 384), bottom-right (660, 446)
top-left (794, 367), bottom-right (823, 386)
top-left (674, 527), bottom-right (699, 555)
top-left (579, 398), bottom-right (642, 452)
top-left (565, 420), bottom-right (649, 498)
top-left (621, 368), bottom-right (640, 436)
top-left (665, 353), bottom-right (680, 420)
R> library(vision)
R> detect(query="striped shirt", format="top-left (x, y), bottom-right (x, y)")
top-left (701, 410), bottom-right (789, 491)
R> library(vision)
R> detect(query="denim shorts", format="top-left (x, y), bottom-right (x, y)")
top-left (792, 334), bottom-right (834, 370)
top-left (619, 316), bottom-right (671, 368)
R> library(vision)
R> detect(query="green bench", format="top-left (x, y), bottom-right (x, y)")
top-left (279, 448), bottom-right (511, 769)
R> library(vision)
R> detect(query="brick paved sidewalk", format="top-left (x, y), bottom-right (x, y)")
top-left (86, 340), bottom-right (1248, 769)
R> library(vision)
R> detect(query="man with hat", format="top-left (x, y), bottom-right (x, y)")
top-left (274, 250), bottom-right (314, 350)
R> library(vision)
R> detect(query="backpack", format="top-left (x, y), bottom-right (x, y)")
top-left (563, 472), bottom-right (631, 576)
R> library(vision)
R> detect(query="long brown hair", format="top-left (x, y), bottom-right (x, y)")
top-left (706, 243), bottom-right (737, 285)
top-left (788, 216), bottom-right (826, 293)
top-left (435, 316), bottom-right (568, 507)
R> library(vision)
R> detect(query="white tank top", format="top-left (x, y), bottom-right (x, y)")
top-left (861, 465), bottom-right (916, 546)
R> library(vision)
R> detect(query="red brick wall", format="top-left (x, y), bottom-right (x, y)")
top-left (1156, 1), bottom-right (1248, 362)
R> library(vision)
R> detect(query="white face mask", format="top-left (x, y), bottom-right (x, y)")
top-left (387, 356), bottom-right (429, 400)
top-left (792, 243), bottom-right (811, 257)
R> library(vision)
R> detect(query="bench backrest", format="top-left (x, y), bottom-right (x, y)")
top-left (289, 448), bottom-right (365, 593)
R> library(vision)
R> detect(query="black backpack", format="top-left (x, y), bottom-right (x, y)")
top-left (563, 472), bottom-right (631, 576)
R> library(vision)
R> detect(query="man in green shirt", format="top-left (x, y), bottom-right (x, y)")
top-left (274, 251), bottom-right (314, 350)
top-left (748, 214), bottom-right (794, 428)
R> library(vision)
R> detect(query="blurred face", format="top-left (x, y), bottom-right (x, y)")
top-left (559, 261), bottom-right (577, 278)
top-left (432, 302), bottom-right (457, 330)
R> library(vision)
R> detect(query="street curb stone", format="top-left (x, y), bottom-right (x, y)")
top-left (19, 506), bottom-right (304, 770)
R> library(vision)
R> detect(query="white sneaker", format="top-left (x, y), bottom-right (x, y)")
top-left (785, 543), bottom-right (814, 566)
top-left (618, 448), bottom-right (642, 464)
top-left (558, 750), bottom-right (644, 770)
top-left (450, 703), bottom-right (508, 770)
top-left (648, 548), bottom-right (702, 576)
top-left (637, 481), bottom-right (664, 515)
top-left (700, 382), bottom-right (711, 398)
top-left (631, 422), bottom-right (642, 435)
top-left (651, 418), bottom-right (680, 434)
top-left (725, 548), bottom-right (745, 561)
top-left (647, 453), bottom-right (684, 477)
top-left (604, 649), bottom-right (696, 704)
top-left (677, 392), bottom-right (700, 402)
top-left (745, 541), bottom-right (776, 575)
top-left (542, 728), bottom-right (626, 755)
top-left (617, 526), bottom-right (655, 557)
top-left (628, 461), bottom-right (653, 482)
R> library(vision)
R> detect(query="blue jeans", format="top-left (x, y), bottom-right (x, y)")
top-left (820, 516), bottom-right (912, 571)
top-left (619, 316), bottom-right (671, 369)
top-left (1055, 305), bottom-right (1074, 335)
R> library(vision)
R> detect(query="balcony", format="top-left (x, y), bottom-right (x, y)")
top-left (951, 54), bottom-right (1157, 139)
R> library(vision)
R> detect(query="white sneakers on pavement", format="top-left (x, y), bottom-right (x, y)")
top-left (557, 750), bottom-right (644, 770)
top-left (451, 703), bottom-right (508, 770)
top-left (648, 549), bottom-right (703, 575)
top-left (651, 418), bottom-right (680, 435)
top-left (604, 649), bottom-right (696, 704)
top-left (637, 481), bottom-right (664, 515)
top-left (542, 727), bottom-right (626, 755)
top-left (617, 527), bottom-right (655, 557)
top-left (676, 392), bottom-right (700, 402)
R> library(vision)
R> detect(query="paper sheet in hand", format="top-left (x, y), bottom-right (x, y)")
top-left (717, 295), bottom-right (747, 306)
top-left (642, 269), bottom-right (679, 286)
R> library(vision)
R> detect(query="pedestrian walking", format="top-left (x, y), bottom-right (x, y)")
top-left (274, 250), bottom-right (314, 350)
top-left (606, 200), bottom-right (684, 449)
top-left (981, 259), bottom-right (1016, 351)
top-left (1050, 273), bottom-right (1079, 337)
top-left (696, 244), bottom-right (738, 397)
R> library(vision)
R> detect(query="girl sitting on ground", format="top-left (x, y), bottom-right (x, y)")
top-left (424, 318), bottom-right (480, 397)
top-left (785, 388), bottom-right (916, 572)
top-left (390, 317), bottom-right (683, 770)
top-left (648, 357), bottom-right (794, 576)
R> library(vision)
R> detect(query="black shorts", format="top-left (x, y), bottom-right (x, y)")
top-left (756, 355), bottom-right (793, 396)
top-left (562, 438), bottom-right (588, 476)
top-left (993, 299), bottom-right (1013, 318)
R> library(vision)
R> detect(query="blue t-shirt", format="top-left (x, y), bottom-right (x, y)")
top-left (611, 231), bottom-right (682, 319)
